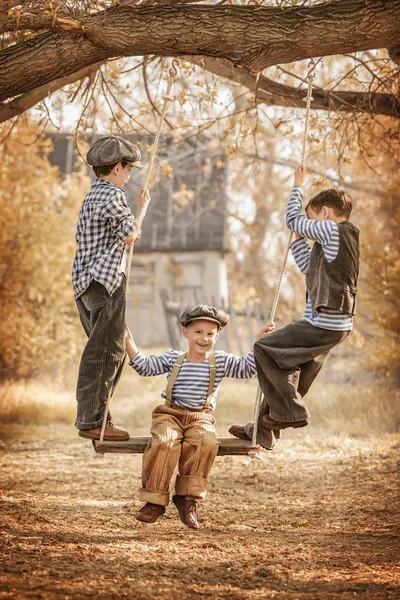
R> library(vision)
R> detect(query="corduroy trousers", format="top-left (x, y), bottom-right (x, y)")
top-left (140, 405), bottom-right (219, 506)
top-left (75, 278), bottom-right (126, 430)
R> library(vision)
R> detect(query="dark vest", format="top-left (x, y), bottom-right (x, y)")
top-left (305, 221), bottom-right (360, 316)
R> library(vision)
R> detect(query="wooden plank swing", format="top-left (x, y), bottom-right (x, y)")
top-left (93, 58), bottom-right (316, 460)
top-left (94, 437), bottom-right (260, 457)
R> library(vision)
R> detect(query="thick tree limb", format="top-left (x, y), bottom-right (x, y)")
top-left (0, 0), bottom-right (32, 10)
top-left (0, 1), bottom-right (399, 104)
top-left (188, 57), bottom-right (400, 118)
top-left (0, 9), bottom-right (83, 32)
top-left (0, 62), bottom-right (102, 123)
top-left (389, 45), bottom-right (400, 66)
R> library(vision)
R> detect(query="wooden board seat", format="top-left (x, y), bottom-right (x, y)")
top-left (93, 436), bottom-right (260, 456)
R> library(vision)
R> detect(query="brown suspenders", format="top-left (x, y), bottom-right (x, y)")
top-left (165, 352), bottom-right (216, 410)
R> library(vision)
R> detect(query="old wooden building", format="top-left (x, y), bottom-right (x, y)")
top-left (49, 133), bottom-right (229, 346)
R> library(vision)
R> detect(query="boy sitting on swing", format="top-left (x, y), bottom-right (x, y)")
top-left (229, 165), bottom-right (360, 449)
top-left (125, 305), bottom-right (274, 529)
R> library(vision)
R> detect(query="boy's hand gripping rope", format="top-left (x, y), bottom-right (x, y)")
top-left (248, 59), bottom-right (316, 460)
top-left (97, 60), bottom-right (179, 451)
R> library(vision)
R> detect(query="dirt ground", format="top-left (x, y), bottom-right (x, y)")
top-left (1, 427), bottom-right (399, 600)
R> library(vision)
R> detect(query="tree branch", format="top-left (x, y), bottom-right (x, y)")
top-left (0, 61), bottom-right (103, 123)
top-left (0, 1), bottom-right (399, 104)
top-left (187, 56), bottom-right (400, 118)
top-left (0, 0), bottom-right (32, 10)
top-left (389, 45), bottom-right (400, 66)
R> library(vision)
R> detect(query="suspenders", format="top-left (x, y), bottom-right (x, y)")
top-left (165, 352), bottom-right (216, 410)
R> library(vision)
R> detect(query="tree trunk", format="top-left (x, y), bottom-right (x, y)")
top-left (0, 0), bottom-right (399, 103)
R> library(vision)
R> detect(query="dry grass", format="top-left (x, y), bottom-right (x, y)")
top-left (1, 350), bottom-right (399, 439)
top-left (0, 381), bottom-right (75, 426)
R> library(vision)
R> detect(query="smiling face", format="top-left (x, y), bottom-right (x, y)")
top-left (182, 319), bottom-right (220, 360)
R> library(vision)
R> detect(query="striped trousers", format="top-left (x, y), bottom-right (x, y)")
top-left (140, 405), bottom-right (219, 506)
top-left (75, 279), bottom-right (126, 430)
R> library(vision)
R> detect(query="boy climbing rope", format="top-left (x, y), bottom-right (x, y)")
top-left (229, 165), bottom-right (360, 450)
top-left (72, 135), bottom-right (151, 441)
top-left (125, 305), bottom-right (274, 529)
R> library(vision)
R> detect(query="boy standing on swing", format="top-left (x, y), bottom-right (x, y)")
top-left (125, 305), bottom-right (274, 529)
top-left (230, 165), bottom-right (360, 449)
top-left (72, 136), bottom-right (151, 441)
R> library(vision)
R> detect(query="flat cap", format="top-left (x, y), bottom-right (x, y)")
top-left (87, 135), bottom-right (144, 168)
top-left (180, 305), bottom-right (229, 329)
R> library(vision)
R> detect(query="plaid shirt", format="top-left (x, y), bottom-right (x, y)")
top-left (72, 178), bottom-right (135, 299)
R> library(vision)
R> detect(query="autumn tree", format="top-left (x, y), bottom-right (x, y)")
top-left (0, 0), bottom-right (399, 383)
top-left (0, 125), bottom-right (89, 381)
top-left (0, 0), bottom-right (399, 126)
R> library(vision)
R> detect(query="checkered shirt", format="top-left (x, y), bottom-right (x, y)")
top-left (72, 178), bottom-right (135, 299)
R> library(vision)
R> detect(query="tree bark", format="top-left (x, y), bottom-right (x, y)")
top-left (389, 45), bottom-right (400, 66)
top-left (0, 0), bottom-right (399, 104)
top-left (0, 62), bottom-right (102, 123)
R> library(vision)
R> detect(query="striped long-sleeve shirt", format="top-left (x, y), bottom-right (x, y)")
top-left (130, 349), bottom-right (256, 410)
top-left (286, 186), bottom-right (353, 331)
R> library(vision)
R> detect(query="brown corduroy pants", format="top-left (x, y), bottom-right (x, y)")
top-left (140, 405), bottom-right (219, 506)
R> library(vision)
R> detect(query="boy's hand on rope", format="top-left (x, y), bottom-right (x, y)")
top-left (137, 188), bottom-right (151, 209)
top-left (135, 188), bottom-right (151, 229)
top-left (124, 227), bottom-right (142, 246)
top-left (256, 322), bottom-right (275, 340)
top-left (294, 165), bottom-right (306, 187)
top-left (131, 228), bottom-right (142, 243)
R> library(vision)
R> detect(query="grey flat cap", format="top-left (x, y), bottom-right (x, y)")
top-left (180, 305), bottom-right (229, 329)
top-left (87, 136), bottom-right (144, 168)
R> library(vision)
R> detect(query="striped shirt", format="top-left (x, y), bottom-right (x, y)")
top-left (286, 186), bottom-right (353, 331)
top-left (72, 178), bottom-right (136, 299)
top-left (130, 349), bottom-right (257, 410)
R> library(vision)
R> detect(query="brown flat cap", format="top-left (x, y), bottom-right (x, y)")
top-left (87, 136), bottom-right (144, 168)
top-left (180, 305), bottom-right (229, 329)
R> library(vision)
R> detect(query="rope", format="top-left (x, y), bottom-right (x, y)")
top-left (249, 59), bottom-right (316, 456)
top-left (98, 60), bottom-right (179, 448)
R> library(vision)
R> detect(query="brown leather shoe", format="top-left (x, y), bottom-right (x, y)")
top-left (135, 502), bottom-right (166, 524)
top-left (172, 495), bottom-right (199, 530)
top-left (228, 424), bottom-right (251, 441)
top-left (78, 425), bottom-right (130, 441)
top-left (262, 415), bottom-right (308, 430)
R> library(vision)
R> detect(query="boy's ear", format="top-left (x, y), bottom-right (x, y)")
top-left (322, 205), bottom-right (330, 219)
top-left (182, 327), bottom-right (188, 339)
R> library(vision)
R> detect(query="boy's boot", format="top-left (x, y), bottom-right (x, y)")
top-left (228, 424), bottom-right (251, 441)
top-left (173, 495), bottom-right (199, 530)
top-left (135, 503), bottom-right (166, 523)
top-left (78, 425), bottom-right (130, 441)
top-left (78, 413), bottom-right (130, 441)
top-left (228, 423), bottom-right (279, 450)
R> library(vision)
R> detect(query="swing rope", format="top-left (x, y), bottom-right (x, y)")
top-left (98, 59), bottom-right (179, 445)
top-left (249, 59), bottom-right (316, 458)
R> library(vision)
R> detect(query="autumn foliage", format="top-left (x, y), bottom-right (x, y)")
top-left (0, 125), bottom-right (89, 381)
top-left (357, 173), bottom-right (400, 377)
